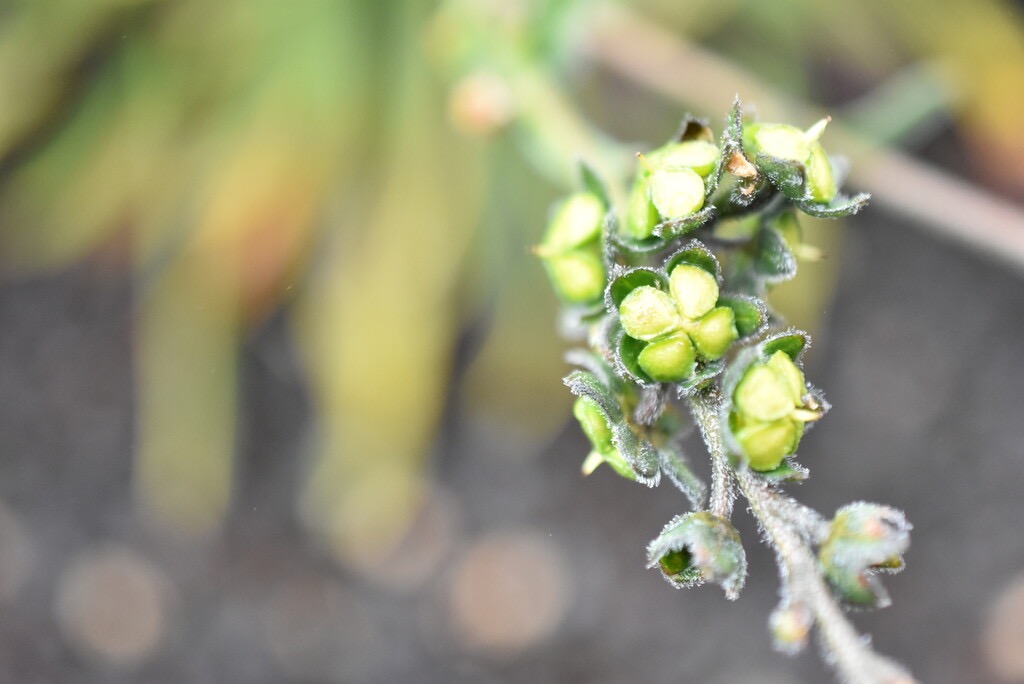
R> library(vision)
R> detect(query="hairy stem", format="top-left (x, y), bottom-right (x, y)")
top-left (686, 396), bottom-right (915, 683)
top-left (689, 391), bottom-right (735, 520)
top-left (736, 470), bottom-right (916, 684)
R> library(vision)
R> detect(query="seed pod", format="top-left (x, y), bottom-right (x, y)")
top-left (647, 511), bottom-right (747, 599)
top-left (743, 119), bottom-right (837, 204)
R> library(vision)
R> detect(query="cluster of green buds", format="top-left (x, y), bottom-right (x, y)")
top-left (728, 347), bottom-right (825, 472)
top-left (536, 192), bottom-right (607, 305)
top-left (624, 136), bottom-right (719, 242)
top-left (819, 503), bottom-right (911, 607)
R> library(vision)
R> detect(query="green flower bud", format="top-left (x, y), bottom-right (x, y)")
top-left (540, 192), bottom-right (605, 251)
top-left (648, 140), bottom-right (720, 177)
top-left (637, 332), bottom-right (696, 382)
top-left (619, 286), bottom-right (682, 341)
top-left (543, 250), bottom-right (606, 304)
top-left (647, 511), bottom-right (747, 598)
top-left (690, 306), bottom-right (738, 360)
top-left (668, 264), bottom-right (719, 320)
top-left (624, 176), bottom-right (659, 240)
top-left (649, 167), bottom-right (705, 221)
top-left (744, 119), bottom-right (837, 204)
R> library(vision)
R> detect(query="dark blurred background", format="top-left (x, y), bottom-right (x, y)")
top-left (2, 1), bottom-right (1024, 682)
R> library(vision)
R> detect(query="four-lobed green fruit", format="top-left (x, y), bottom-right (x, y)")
top-left (730, 350), bottom-right (822, 471)
top-left (623, 140), bottom-right (720, 241)
top-left (743, 118), bottom-right (837, 203)
top-left (618, 263), bottom-right (738, 382)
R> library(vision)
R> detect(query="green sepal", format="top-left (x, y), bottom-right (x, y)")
top-left (674, 359), bottom-right (726, 398)
top-left (615, 328), bottom-right (658, 388)
top-left (754, 224), bottom-right (798, 284)
top-left (653, 206), bottom-right (717, 240)
top-left (658, 445), bottom-right (706, 510)
top-left (605, 267), bottom-right (669, 311)
top-left (795, 192), bottom-right (870, 218)
top-left (717, 294), bottom-right (768, 338)
top-left (719, 99), bottom-right (762, 207)
top-left (564, 370), bottom-right (661, 485)
top-left (646, 511), bottom-right (747, 599)
top-left (755, 153), bottom-right (808, 201)
top-left (664, 240), bottom-right (721, 280)
top-left (759, 329), bottom-right (811, 362)
top-left (578, 161), bottom-right (613, 210)
top-left (755, 457), bottom-right (809, 482)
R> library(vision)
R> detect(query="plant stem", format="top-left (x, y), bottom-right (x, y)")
top-left (687, 395), bottom-right (916, 683)
top-left (689, 391), bottom-right (735, 520)
top-left (737, 470), bottom-right (917, 684)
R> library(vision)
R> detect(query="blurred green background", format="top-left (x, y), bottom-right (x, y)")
top-left (2, 0), bottom-right (1024, 682)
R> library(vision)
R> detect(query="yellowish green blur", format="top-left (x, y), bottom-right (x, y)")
top-left (2, 0), bottom-right (1023, 574)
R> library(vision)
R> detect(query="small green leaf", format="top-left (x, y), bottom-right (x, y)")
top-left (795, 192), bottom-right (870, 218)
top-left (718, 294), bottom-right (767, 338)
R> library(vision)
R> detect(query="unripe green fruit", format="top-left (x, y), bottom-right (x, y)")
top-left (649, 167), bottom-right (705, 220)
top-left (544, 250), bottom-right (606, 304)
top-left (624, 176), bottom-right (659, 240)
top-left (619, 286), bottom-right (682, 341)
top-left (744, 123), bottom-right (810, 163)
top-left (690, 306), bottom-right (738, 360)
top-left (668, 264), bottom-right (719, 320)
top-left (766, 349), bottom-right (807, 400)
top-left (734, 417), bottom-right (799, 471)
top-left (638, 333), bottom-right (696, 382)
top-left (744, 120), bottom-right (838, 204)
top-left (543, 192), bottom-right (605, 250)
top-left (734, 353), bottom-right (803, 421)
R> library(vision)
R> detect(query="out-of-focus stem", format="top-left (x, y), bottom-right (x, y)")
top-left (582, 3), bottom-right (1024, 274)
